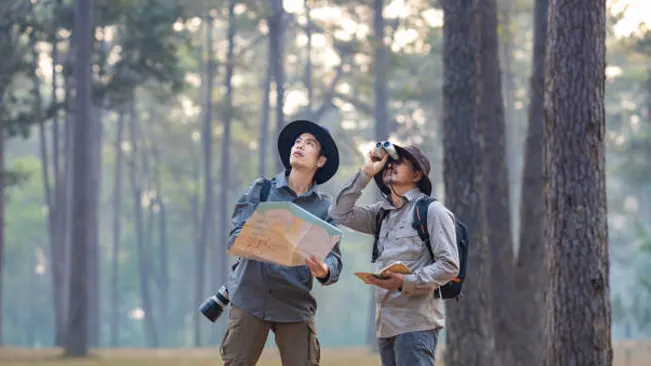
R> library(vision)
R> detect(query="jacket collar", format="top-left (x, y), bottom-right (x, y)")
top-left (274, 170), bottom-right (322, 199)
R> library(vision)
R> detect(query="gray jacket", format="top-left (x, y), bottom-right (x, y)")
top-left (227, 171), bottom-right (343, 323)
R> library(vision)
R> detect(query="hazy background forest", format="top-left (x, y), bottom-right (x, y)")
top-left (1, 0), bottom-right (651, 364)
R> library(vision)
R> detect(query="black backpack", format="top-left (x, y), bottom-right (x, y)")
top-left (372, 196), bottom-right (468, 300)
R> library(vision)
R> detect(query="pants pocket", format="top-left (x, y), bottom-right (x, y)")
top-left (307, 321), bottom-right (321, 365)
top-left (220, 311), bottom-right (238, 361)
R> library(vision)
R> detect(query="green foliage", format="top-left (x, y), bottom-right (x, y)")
top-left (94, 0), bottom-right (192, 108)
top-left (0, 1), bottom-right (40, 140)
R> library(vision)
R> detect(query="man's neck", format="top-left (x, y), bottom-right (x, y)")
top-left (288, 168), bottom-right (315, 196)
top-left (388, 184), bottom-right (417, 207)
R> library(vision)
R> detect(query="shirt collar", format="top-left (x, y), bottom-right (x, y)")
top-left (379, 187), bottom-right (424, 210)
top-left (274, 170), bottom-right (321, 198)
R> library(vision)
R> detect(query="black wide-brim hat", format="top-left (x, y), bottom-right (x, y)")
top-left (278, 119), bottom-right (340, 184)
top-left (373, 144), bottom-right (433, 196)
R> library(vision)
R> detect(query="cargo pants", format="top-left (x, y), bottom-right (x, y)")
top-left (220, 304), bottom-right (321, 366)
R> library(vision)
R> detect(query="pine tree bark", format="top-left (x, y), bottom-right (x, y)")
top-left (544, 0), bottom-right (612, 364)
top-left (442, 1), bottom-right (492, 365)
top-left (64, 0), bottom-right (93, 357)
top-left (514, 0), bottom-right (547, 364)
top-left (476, 0), bottom-right (515, 364)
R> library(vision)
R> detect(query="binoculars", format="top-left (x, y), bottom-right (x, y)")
top-left (373, 141), bottom-right (399, 161)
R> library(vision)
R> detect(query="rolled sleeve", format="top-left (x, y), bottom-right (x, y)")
top-left (401, 202), bottom-right (459, 296)
top-left (327, 170), bottom-right (379, 235)
top-left (316, 216), bottom-right (343, 286)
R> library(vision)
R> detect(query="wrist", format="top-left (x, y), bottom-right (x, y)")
top-left (316, 267), bottom-right (331, 283)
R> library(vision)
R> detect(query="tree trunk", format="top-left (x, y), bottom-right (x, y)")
top-left (61, 39), bottom-right (76, 347)
top-left (215, 0), bottom-right (237, 340)
top-left (476, 0), bottom-right (515, 364)
top-left (442, 1), bottom-right (493, 365)
top-left (195, 15), bottom-right (215, 347)
top-left (153, 147), bottom-right (169, 346)
top-left (514, 0), bottom-right (547, 363)
top-left (128, 101), bottom-right (158, 348)
top-left (258, 40), bottom-right (272, 178)
top-left (544, 0), bottom-right (612, 364)
top-left (269, 0), bottom-right (285, 172)
top-left (0, 130), bottom-right (4, 346)
top-left (373, 0), bottom-right (388, 143)
top-left (33, 31), bottom-right (61, 349)
top-left (647, 58), bottom-right (651, 124)
top-left (64, 0), bottom-right (93, 356)
top-left (49, 1), bottom-right (67, 346)
top-left (87, 107), bottom-right (102, 347)
top-left (304, 0), bottom-right (313, 109)
top-left (110, 110), bottom-right (125, 348)
top-left (367, 0), bottom-right (389, 352)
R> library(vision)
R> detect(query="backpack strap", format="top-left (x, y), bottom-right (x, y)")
top-left (232, 177), bottom-right (272, 271)
top-left (371, 208), bottom-right (389, 263)
top-left (259, 177), bottom-right (272, 202)
top-left (412, 196), bottom-right (436, 260)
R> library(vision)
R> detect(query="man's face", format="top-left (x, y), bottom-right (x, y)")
top-left (382, 156), bottom-right (422, 189)
top-left (289, 132), bottom-right (327, 171)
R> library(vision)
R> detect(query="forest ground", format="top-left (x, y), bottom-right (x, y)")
top-left (0, 341), bottom-right (649, 366)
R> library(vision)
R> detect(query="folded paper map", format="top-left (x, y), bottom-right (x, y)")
top-left (228, 201), bottom-right (342, 267)
top-left (354, 261), bottom-right (412, 285)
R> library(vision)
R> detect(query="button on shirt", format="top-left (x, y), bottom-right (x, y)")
top-left (328, 170), bottom-right (459, 338)
top-left (227, 170), bottom-right (343, 323)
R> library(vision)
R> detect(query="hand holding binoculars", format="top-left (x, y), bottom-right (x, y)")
top-left (373, 141), bottom-right (399, 161)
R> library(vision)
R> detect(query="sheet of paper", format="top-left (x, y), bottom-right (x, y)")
top-left (228, 201), bottom-right (342, 266)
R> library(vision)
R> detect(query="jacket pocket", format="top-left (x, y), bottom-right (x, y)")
top-left (388, 226), bottom-right (425, 261)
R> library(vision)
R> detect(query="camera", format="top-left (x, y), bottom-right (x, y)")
top-left (198, 284), bottom-right (230, 322)
top-left (373, 141), bottom-right (399, 161)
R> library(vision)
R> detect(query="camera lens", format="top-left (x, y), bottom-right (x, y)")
top-left (198, 285), bottom-right (230, 323)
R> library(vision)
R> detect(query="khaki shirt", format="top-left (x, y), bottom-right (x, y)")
top-left (328, 170), bottom-right (459, 338)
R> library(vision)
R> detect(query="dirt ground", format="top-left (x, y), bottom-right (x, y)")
top-left (0, 341), bottom-right (649, 365)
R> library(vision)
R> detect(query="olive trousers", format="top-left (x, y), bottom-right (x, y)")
top-left (220, 304), bottom-right (321, 366)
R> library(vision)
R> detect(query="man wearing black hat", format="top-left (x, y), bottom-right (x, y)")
top-left (219, 119), bottom-right (342, 366)
top-left (328, 143), bottom-right (459, 366)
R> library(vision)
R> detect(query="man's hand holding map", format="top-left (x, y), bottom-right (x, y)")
top-left (228, 201), bottom-right (342, 267)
